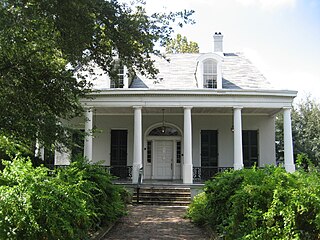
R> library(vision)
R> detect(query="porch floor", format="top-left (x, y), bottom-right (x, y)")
top-left (113, 179), bottom-right (205, 188)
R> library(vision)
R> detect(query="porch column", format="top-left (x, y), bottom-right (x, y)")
top-left (132, 106), bottom-right (143, 184)
top-left (84, 108), bottom-right (93, 161)
top-left (183, 106), bottom-right (193, 184)
top-left (35, 139), bottom-right (45, 160)
top-left (233, 107), bottom-right (244, 170)
top-left (283, 107), bottom-right (295, 172)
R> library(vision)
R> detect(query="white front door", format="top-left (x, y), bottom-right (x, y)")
top-left (154, 140), bottom-right (173, 179)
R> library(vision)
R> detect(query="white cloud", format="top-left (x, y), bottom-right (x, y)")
top-left (236, 0), bottom-right (296, 10)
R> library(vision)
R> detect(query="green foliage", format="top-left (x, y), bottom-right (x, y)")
top-left (187, 167), bottom-right (320, 239)
top-left (276, 96), bottom-right (320, 166)
top-left (0, 156), bottom-right (126, 240)
top-left (186, 192), bottom-right (208, 226)
top-left (165, 34), bottom-right (199, 53)
top-left (0, 0), bottom-right (194, 148)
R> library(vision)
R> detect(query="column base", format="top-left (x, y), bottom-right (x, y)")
top-left (132, 164), bottom-right (142, 184)
top-left (285, 164), bottom-right (296, 173)
top-left (234, 163), bottom-right (244, 170)
top-left (183, 164), bottom-right (193, 184)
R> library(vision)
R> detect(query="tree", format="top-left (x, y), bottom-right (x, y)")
top-left (276, 96), bottom-right (320, 166)
top-left (0, 0), bottom-right (194, 150)
top-left (165, 33), bottom-right (199, 53)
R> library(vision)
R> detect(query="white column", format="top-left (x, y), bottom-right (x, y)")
top-left (132, 106), bottom-right (143, 184)
top-left (35, 139), bottom-right (45, 160)
top-left (84, 108), bottom-right (93, 161)
top-left (233, 107), bottom-right (244, 170)
top-left (283, 108), bottom-right (295, 172)
top-left (183, 106), bottom-right (193, 184)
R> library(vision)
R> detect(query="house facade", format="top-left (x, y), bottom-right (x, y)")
top-left (54, 33), bottom-right (297, 184)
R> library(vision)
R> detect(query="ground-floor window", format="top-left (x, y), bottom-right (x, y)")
top-left (201, 130), bottom-right (218, 180)
top-left (71, 130), bottom-right (85, 159)
top-left (110, 130), bottom-right (128, 178)
top-left (242, 130), bottom-right (259, 167)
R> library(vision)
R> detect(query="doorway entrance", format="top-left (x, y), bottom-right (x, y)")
top-left (144, 124), bottom-right (182, 180)
top-left (154, 140), bottom-right (173, 179)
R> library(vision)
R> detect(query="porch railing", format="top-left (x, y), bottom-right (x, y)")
top-left (193, 166), bottom-right (233, 182)
top-left (52, 165), bottom-right (132, 180)
top-left (108, 165), bottom-right (132, 180)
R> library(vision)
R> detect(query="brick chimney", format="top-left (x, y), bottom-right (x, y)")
top-left (213, 32), bottom-right (223, 52)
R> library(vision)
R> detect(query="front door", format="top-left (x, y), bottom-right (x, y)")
top-left (154, 140), bottom-right (173, 179)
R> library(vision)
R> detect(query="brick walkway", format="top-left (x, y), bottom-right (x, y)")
top-left (103, 205), bottom-right (210, 240)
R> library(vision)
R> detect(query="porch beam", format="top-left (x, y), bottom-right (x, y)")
top-left (183, 106), bottom-right (193, 184)
top-left (132, 106), bottom-right (143, 183)
top-left (233, 107), bottom-right (244, 170)
top-left (283, 107), bottom-right (295, 172)
top-left (84, 108), bottom-right (93, 161)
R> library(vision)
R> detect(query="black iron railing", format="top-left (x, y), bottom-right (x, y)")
top-left (108, 165), bottom-right (132, 180)
top-left (52, 165), bottom-right (132, 180)
top-left (193, 166), bottom-right (233, 181)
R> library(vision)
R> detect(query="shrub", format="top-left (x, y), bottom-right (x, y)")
top-left (0, 156), bottom-right (126, 240)
top-left (187, 166), bottom-right (320, 239)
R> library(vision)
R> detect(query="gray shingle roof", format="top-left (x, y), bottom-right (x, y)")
top-left (129, 52), bottom-right (273, 90)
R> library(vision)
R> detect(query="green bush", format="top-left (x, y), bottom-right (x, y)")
top-left (187, 166), bottom-right (320, 239)
top-left (0, 156), bottom-right (126, 240)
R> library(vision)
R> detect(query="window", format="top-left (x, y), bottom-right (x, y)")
top-left (110, 130), bottom-right (128, 166)
top-left (203, 59), bottom-right (217, 89)
top-left (176, 141), bottom-right (181, 163)
top-left (201, 130), bottom-right (218, 167)
top-left (242, 130), bottom-right (259, 167)
top-left (71, 130), bottom-right (85, 159)
top-left (110, 64), bottom-right (124, 88)
top-left (147, 141), bottom-right (152, 163)
top-left (196, 53), bottom-right (222, 89)
top-left (148, 126), bottom-right (180, 136)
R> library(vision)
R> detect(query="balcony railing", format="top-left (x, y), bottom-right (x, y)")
top-left (193, 166), bottom-right (233, 182)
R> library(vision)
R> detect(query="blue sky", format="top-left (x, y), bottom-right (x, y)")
top-left (144, 0), bottom-right (320, 100)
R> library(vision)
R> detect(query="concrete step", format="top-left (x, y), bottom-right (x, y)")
top-left (132, 187), bottom-right (191, 206)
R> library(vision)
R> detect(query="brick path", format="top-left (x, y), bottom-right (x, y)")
top-left (103, 205), bottom-right (210, 240)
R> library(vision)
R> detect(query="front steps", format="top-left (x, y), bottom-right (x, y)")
top-left (132, 186), bottom-right (191, 206)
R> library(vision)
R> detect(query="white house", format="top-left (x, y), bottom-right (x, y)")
top-left (55, 33), bottom-right (297, 184)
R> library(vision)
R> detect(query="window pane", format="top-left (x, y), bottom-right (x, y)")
top-left (176, 141), bottom-right (181, 163)
top-left (147, 141), bottom-right (152, 163)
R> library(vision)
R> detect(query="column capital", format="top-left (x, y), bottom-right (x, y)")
top-left (133, 106), bottom-right (143, 110)
top-left (233, 106), bottom-right (243, 110)
top-left (183, 106), bottom-right (193, 110)
top-left (283, 106), bottom-right (292, 110)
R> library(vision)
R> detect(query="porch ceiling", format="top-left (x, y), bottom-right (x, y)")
top-left (95, 107), bottom-right (282, 116)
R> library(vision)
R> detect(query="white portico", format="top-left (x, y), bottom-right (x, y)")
top-left (79, 89), bottom-right (296, 184)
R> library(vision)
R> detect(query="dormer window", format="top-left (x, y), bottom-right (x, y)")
top-left (196, 53), bottom-right (223, 89)
top-left (203, 59), bottom-right (217, 89)
top-left (110, 64), bottom-right (125, 88)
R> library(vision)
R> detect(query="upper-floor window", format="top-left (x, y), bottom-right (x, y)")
top-left (203, 59), bottom-right (217, 89)
top-left (110, 64), bottom-right (125, 88)
top-left (196, 53), bottom-right (223, 89)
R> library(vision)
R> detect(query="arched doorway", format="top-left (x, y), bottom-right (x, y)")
top-left (144, 124), bottom-right (182, 180)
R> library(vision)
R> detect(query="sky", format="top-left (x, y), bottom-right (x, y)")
top-left (143, 0), bottom-right (320, 101)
